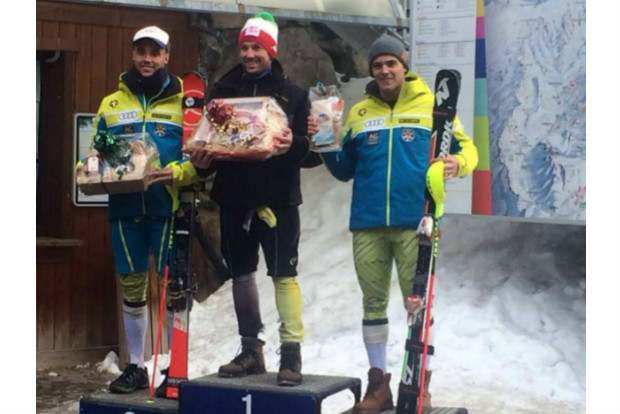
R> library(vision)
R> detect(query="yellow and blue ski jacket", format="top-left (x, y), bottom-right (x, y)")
top-left (93, 73), bottom-right (198, 220)
top-left (322, 73), bottom-right (478, 229)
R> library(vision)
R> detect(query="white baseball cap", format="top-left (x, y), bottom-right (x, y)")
top-left (133, 26), bottom-right (169, 49)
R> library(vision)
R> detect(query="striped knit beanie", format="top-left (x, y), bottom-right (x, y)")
top-left (238, 11), bottom-right (279, 59)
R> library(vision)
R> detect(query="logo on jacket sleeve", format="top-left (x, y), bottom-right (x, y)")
top-left (358, 108), bottom-right (367, 116)
top-left (399, 118), bottom-right (420, 124)
top-left (367, 131), bottom-right (380, 145)
top-left (110, 100), bottom-right (118, 108)
top-left (401, 128), bottom-right (415, 142)
top-left (154, 124), bottom-right (167, 137)
top-left (152, 113), bottom-right (172, 120)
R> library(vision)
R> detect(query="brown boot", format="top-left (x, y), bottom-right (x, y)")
top-left (421, 370), bottom-right (432, 412)
top-left (218, 337), bottom-right (266, 377)
top-left (277, 342), bottom-right (302, 386)
top-left (352, 368), bottom-right (393, 414)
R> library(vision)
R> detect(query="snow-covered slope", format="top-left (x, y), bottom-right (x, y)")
top-left (183, 166), bottom-right (585, 414)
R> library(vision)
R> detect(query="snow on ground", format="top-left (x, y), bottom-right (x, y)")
top-left (140, 165), bottom-right (584, 414)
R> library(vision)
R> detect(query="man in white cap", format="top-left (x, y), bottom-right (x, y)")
top-left (91, 25), bottom-right (199, 394)
top-left (308, 33), bottom-right (478, 413)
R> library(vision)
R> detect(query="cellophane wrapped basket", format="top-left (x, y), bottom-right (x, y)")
top-left (75, 132), bottom-right (158, 195)
top-left (188, 97), bottom-right (288, 161)
top-left (308, 83), bottom-right (344, 152)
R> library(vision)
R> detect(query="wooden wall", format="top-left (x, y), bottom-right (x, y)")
top-left (36, 0), bottom-right (200, 369)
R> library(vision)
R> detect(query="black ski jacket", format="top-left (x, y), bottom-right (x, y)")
top-left (207, 60), bottom-right (321, 208)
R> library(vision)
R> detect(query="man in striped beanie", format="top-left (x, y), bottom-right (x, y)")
top-left (190, 10), bottom-right (321, 387)
top-left (238, 11), bottom-right (279, 59)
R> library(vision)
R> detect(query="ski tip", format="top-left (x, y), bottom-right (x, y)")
top-left (182, 70), bottom-right (205, 78)
top-left (146, 398), bottom-right (155, 404)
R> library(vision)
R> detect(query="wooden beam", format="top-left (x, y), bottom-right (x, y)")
top-left (37, 1), bottom-right (122, 27)
top-left (37, 346), bottom-right (119, 370)
top-left (36, 237), bottom-right (84, 247)
top-left (36, 36), bottom-right (80, 51)
top-left (37, 1), bottom-right (190, 30)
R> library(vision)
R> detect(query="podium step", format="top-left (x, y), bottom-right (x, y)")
top-left (80, 389), bottom-right (178, 414)
top-left (80, 372), bottom-right (361, 414)
top-left (181, 372), bottom-right (361, 414)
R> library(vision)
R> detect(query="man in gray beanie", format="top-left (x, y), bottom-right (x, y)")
top-left (308, 33), bottom-right (478, 414)
top-left (367, 33), bottom-right (409, 75)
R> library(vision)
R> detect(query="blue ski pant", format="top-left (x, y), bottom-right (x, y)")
top-left (110, 215), bottom-right (176, 305)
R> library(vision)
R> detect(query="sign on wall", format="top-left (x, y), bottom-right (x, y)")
top-left (411, 0), bottom-right (478, 215)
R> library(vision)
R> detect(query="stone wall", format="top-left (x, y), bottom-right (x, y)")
top-left (194, 14), bottom-right (371, 91)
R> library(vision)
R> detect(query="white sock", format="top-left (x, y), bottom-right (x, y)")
top-left (123, 303), bottom-right (148, 368)
top-left (365, 342), bottom-right (387, 372)
top-left (363, 323), bottom-right (389, 372)
top-left (424, 326), bottom-right (435, 370)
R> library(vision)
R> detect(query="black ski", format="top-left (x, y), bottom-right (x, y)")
top-left (396, 69), bottom-right (461, 414)
top-left (163, 71), bottom-right (206, 399)
top-left (164, 189), bottom-right (197, 399)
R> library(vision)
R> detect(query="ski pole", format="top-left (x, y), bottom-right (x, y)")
top-left (147, 263), bottom-right (169, 402)
top-left (147, 218), bottom-right (175, 403)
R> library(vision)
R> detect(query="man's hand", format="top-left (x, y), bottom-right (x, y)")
top-left (273, 127), bottom-right (293, 155)
top-left (146, 167), bottom-right (173, 186)
top-left (307, 115), bottom-right (319, 137)
top-left (430, 155), bottom-right (460, 181)
top-left (185, 146), bottom-right (214, 170)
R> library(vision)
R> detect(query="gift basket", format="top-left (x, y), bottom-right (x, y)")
top-left (188, 97), bottom-right (288, 161)
top-left (75, 132), bottom-right (159, 195)
top-left (308, 82), bottom-right (344, 152)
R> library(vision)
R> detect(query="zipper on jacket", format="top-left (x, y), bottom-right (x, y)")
top-left (253, 83), bottom-right (257, 97)
top-left (125, 78), bottom-right (176, 217)
top-left (386, 108), bottom-right (394, 226)
top-left (139, 94), bottom-right (148, 215)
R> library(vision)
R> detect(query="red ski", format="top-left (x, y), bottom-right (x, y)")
top-left (164, 71), bottom-right (205, 399)
top-left (181, 71), bottom-right (206, 145)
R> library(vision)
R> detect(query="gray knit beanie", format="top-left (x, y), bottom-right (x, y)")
top-left (367, 33), bottom-right (409, 75)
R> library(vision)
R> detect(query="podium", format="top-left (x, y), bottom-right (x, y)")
top-left (80, 372), bottom-right (361, 414)
top-left (182, 373), bottom-right (361, 414)
top-left (79, 390), bottom-right (178, 414)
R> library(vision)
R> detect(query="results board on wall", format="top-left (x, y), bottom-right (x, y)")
top-left (410, 0), bottom-right (479, 216)
top-left (411, 0), bottom-right (585, 224)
